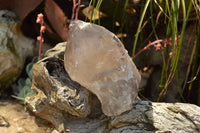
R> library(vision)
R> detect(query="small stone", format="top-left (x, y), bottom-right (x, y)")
top-left (64, 20), bottom-right (141, 116)
top-left (17, 127), bottom-right (25, 133)
top-left (0, 115), bottom-right (9, 127)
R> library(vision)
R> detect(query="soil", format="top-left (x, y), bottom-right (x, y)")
top-left (0, 100), bottom-right (53, 133)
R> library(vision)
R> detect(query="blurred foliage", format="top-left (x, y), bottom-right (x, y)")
top-left (9, 0), bottom-right (199, 105)
top-left (12, 56), bottom-right (39, 104)
top-left (89, 0), bottom-right (199, 105)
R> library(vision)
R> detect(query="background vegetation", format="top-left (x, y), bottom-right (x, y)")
top-left (85, 0), bottom-right (200, 105)
top-left (1, 0), bottom-right (199, 106)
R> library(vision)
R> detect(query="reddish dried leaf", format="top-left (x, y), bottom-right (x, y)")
top-left (0, 0), bottom-right (43, 20)
top-left (45, 0), bottom-right (68, 41)
top-left (82, 6), bottom-right (107, 20)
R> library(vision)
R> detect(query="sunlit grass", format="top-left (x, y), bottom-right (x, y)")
top-left (89, 0), bottom-right (199, 104)
top-left (130, 0), bottom-right (198, 102)
top-left (157, 0), bottom-right (193, 101)
top-left (132, 0), bottom-right (151, 57)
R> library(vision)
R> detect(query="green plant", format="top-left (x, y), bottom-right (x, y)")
top-left (87, 0), bottom-right (200, 103)
top-left (12, 56), bottom-right (39, 104)
top-left (157, 0), bottom-right (193, 101)
top-left (13, 78), bottom-right (34, 104)
top-left (131, 0), bottom-right (200, 102)
top-left (132, 0), bottom-right (151, 57)
top-left (36, 13), bottom-right (46, 60)
top-left (71, 0), bottom-right (82, 24)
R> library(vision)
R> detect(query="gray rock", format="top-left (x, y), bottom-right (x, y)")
top-left (0, 115), bottom-right (9, 127)
top-left (0, 10), bottom-right (35, 89)
top-left (25, 44), bottom-right (200, 133)
top-left (64, 20), bottom-right (141, 116)
top-left (45, 42), bottom-right (66, 59)
top-left (109, 101), bottom-right (200, 133)
top-left (25, 55), bottom-right (94, 132)
top-left (63, 100), bottom-right (200, 133)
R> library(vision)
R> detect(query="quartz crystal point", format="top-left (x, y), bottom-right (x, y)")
top-left (64, 20), bottom-right (141, 116)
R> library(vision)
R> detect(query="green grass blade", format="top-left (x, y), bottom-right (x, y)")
top-left (189, 10), bottom-right (200, 104)
top-left (132, 0), bottom-right (151, 59)
top-left (112, 0), bottom-right (120, 31)
top-left (150, 0), bottom-right (158, 39)
top-left (159, 48), bottom-right (169, 90)
top-left (119, 0), bottom-right (129, 42)
top-left (95, 0), bottom-right (103, 25)
top-left (175, 69), bottom-right (186, 102)
top-left (158, 0), bottom-right (193, 101)
top-left (170, 0), bottom-right (192, 79)
top-left (90, 0), bottom-right (96, 23)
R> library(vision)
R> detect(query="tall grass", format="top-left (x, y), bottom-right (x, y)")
top-left (133, 0), bottom-right (199, 102)
top-left (157, 0), bottom-right (193, 101)
top-left (89, 0), bottom-right (103, 25)
top-left (90, 0), bottom-right (96, 23)
top-left (132, 0), bottom-right (151, 57)
top-left (95, 0), bottom-right (103, 25)
top-left (89, 0), bottom-right (199, 103)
